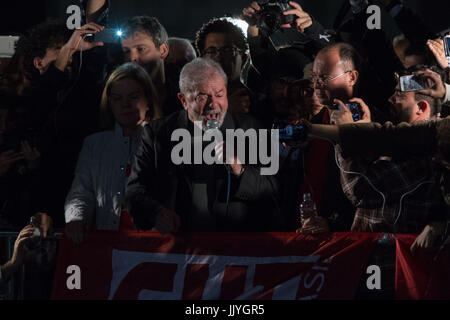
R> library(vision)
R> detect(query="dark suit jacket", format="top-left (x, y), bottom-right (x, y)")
top-left (125, 110), bottom-right (280, 232)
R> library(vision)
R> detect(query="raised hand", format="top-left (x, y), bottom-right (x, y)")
top-left (282, 1), bottom-right (313, 33)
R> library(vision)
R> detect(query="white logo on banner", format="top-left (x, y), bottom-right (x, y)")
top-left (108, 250), bottom-right (330, 300)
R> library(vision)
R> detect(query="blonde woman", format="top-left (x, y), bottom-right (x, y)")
top-left (64, 62), bottom-right (160, 244)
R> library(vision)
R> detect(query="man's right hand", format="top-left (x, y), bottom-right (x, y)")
top-left (65, 220), bottom-right (87, 245)
top-left (242, 2), bottom-right (261, 37)
top-left (414, 69), bottom-right (447, 100)
top-left (155, 208), bottom-right (181, 235)
top-left (55, 23), bottom-right (104, 72)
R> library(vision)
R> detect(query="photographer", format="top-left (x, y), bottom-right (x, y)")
top-left (242, 1), bottom-right (330, 90)
top-left (17, 18), bottom-right (106, 228)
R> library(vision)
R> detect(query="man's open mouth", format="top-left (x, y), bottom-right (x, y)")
top-left (203, 112), bottom-right (220, 121)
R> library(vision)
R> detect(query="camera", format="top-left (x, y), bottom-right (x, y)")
top-left (257, 0), bottom-right (295, 37)
top-left (25, 216), bottom-right (42, 250)
top-left (274, 121), bottom-right (308, 143)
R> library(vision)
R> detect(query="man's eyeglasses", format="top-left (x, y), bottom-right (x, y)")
top-left (311, 70), bottom-right (352, 85)
top-left (203, 46), bottom-right (240, 58)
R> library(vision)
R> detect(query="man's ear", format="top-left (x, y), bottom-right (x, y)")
top-left (178, 93), bottom-right (188, 110)
top-left (416, 100), bottom-right (429, 115)
top-left (159, 43), bottom-right (169, 60)
top-left (33, 57), bottom-right (45, 74)
top-left (348, 70), bottom-right (359, 87)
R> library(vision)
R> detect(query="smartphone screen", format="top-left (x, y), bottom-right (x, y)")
top-left (444, 36), bottom-right (450, 58)
top-left (0, 36), bottom-right (19, 57)
top-left (345, 103), bottom-right (362, 121)
top-left (399, 75), bottom-right (425, 92)
top-left (90, 29), bottom-right (123, 44)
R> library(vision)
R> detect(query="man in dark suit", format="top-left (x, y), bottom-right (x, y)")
top-left (125, 58), bottom-right (279, 234)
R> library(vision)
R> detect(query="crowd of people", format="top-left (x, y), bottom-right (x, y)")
top-left (0, 0), bottom-right (449, 297)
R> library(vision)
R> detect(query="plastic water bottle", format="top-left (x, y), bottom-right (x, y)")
top-left (299, 193), bottom-right (318, 226)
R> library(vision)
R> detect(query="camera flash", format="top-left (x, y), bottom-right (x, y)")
top-left (116, 30), bottom-right (123, 37)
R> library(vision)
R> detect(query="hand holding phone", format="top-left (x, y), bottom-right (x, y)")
top-left (87, 28), bottom-right (123, 44)
top-left (399, 75), bottom-right (426, 92)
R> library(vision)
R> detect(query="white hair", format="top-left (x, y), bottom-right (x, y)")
top-left (179, 58), bottom-right (228, 94)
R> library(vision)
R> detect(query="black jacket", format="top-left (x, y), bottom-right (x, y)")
top-left (125, 110), bottom-right (280, 232)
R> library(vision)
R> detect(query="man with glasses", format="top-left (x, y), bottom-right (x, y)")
top-left (195, 18), bottom-right (252, 115)
top-left (312, 43), bottom-right (361, 110)
top-left (255, 48), bottom-right (355, 233)
top-left (312, 42), bottom-right (395, 122)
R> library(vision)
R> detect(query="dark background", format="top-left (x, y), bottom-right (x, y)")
top-left (0, 0), bottom-right (449, 40)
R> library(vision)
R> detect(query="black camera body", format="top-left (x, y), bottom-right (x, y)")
top-left (257, 0), bottom-right (296, 37)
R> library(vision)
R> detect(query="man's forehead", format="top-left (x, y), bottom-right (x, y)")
top-left (204, 32), bottom-right (234, 48)
top-left (313, 49), bottom-right (342, 71)
top-left (122, 31), bottom-right (155, 46)
top-left (195, 75), bottom-right (226, 92)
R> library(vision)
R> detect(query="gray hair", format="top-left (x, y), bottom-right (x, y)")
top-left (179, 58), bottom-right (228, 94)
top-left (168, 37), bottom-right (196, 56)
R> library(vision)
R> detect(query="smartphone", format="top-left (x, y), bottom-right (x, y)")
top-left (87, 28), bottom-right (123, 44)
top-left (0, 36), bottom-right (19, 58)
top-left (444, 35), bottom-right (450, 63)
top-left (345, 103), bottom-right (362, 122)
top-left (399, 75), bottom-right (425, 92)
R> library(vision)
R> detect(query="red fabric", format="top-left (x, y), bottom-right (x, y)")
top-left (297, 110), bottom-right (331, 214)
top-left (51, 232), bottom-right (379, 300)
top-left (395, 235), bottom-right (450, 300)
top-left (119, 209), bottom-right (134, 231)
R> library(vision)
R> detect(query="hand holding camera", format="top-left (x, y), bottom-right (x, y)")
top-left (242, 2), bottom-right (262, 37)
top-left (330, 98), bottom-right (372, 125)
top-left (282, 1), bottom-right (312, 33)
top-left (242, 1), bottom-right (311, 37)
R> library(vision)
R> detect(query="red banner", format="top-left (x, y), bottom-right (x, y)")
top-left (395, 235), bottom-right (450, 300)
top-left (51, 232), bottom-right (380, 300)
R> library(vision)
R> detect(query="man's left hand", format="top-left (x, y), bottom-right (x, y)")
top-left (282, 1), bottom-right (312, 33)
top-left (410, 223), bottom-right (445, 255)
top-left (296, 216), bottom-right (329, 234)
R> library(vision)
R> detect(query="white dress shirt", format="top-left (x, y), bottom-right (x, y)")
top-left (64, 123), bottom-right (143, 230)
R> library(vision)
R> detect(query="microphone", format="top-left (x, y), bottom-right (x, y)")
top-left (206, 119), bottom-right (219, 131)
